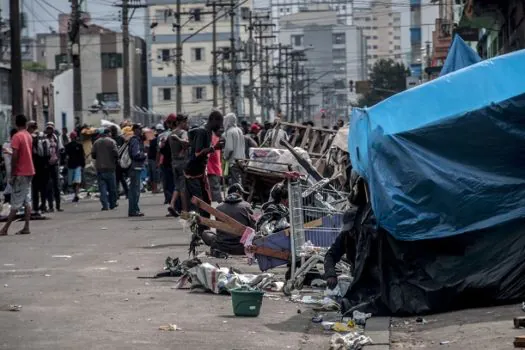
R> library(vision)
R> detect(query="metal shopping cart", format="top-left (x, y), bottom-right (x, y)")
top-left (282, 178), bottom-right (351, 295)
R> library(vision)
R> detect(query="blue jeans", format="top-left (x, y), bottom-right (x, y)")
top-left (97, 171), bottom-right (117, 210)
top-left (128, 168), bottom-right (142, 215)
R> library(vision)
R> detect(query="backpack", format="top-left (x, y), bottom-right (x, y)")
top-left (33, 135), bottom-right (49, 159)
top-left (118, 141), bottom-right (131, 169)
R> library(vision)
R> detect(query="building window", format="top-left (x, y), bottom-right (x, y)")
top-left (155, 9), bottom-right (171, 23)
top-left (395, 54), bottom-right (401, 59)
top-left (280, 8), bottom-right (283, 12)
top-left (367, 45), bottom-right (371, 49)
top-left (193, 86), bottom-right (206, 102)
top-left (373, 54), bottom-right (378, 58)
top-left (334, 63), bottom-right (346, 72)
top-left (372, 26), bottom-right (378, 30)
top-left (101, 53), bottom-right (123, 69)
top-left (394, 36), bottom-right (401, 40)
top-left (160, 49), bottom-right (171, 62)
top-left (366, 36), bottom-right (371, 39)
top-left (332, 33), bottom-right (345, 45)
top-left (333, 48), bottom-right (346, 59)
top-left (191, 8), bottom-right (202, 21)
top-left (373, 35), bottom-right (378, 39)
top-left (292, 35), bottom-right (303, 47)
top-left (334, 79), bottom-right (346, 89)
top-left (394, 45), bottom-right (401, 50)
top-left (286, 8), bottom-right (290, 12)
top-left (55, 53), bottom-right (69, 70)
top-left (365, 17), bottom-right (370, 22)
top-left (159, 87), bottom-right (174, 101)
top-left (192, 48), bottom-right (204, 61)
top-left (373, 45), bottom-right (378, 49)
top-left (342, 5), bottom-right (346, 9)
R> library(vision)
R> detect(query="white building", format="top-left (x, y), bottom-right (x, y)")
top-left (353, 0), bottom-right (403, 74)
top-left (279, 10), bottom-right (366, 125)
top-left (145, 0), bottom-right (258, 119)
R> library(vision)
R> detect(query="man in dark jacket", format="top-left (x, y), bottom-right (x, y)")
top-left (109, 125), bottom-right (129, 198)
top-left (201, 184), bottom-right (255, 255)
top-left (128, 124), bottom-right (146, 217)
top-left (91, 128), bottom-right (118, 211)
top-left (64, 131), bottom-right (85, 202)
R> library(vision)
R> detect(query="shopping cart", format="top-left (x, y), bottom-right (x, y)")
top-left (283, 178), bottom-right (351, 295)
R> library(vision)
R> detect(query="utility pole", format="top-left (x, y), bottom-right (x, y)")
top-left (290, 59), bottom-right (295, 123)
top-left (176, 0), bottom-right (182, 114)
top-left (229, 0), bottom-right (236, 115)
top-left (247, 11), bottom-right (254, 121)
top-left (122, 0), bottom-right (130, 118)
top-left (70, 0), bottom-right (83, 126)
top-left (221, 49), bottom-right (227, 114)
top-left (276, 43), bottom-right (281, 115)
top-left (283, 47), bottom-right (290, 120)
top-left (9, 0), bottom-right (23, 118)
top-left (211, 1), bottom-right (218, 107)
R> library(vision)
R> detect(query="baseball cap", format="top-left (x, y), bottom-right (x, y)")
top-left (132, 123), bottom-right (143, 131)
top-left (166, 113), bottom-right (177, 123)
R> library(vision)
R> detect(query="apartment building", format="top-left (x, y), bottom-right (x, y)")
top-left (35, 23), bottom-right (148, 122)
top-left (279, 10), bottom-right (366, 125)
top-left (145, 0), bottom-right (258, 118)
top-left (353, 0), bottom-right (403, 74)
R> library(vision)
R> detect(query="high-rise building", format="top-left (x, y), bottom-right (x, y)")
top-left (353, 0), bottom-right (403, 75)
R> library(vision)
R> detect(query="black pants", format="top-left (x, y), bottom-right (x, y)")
top-left (116, 165), bottom-right (128, 197)
top-left (32, 167), bottom-right (49, 211)
top-left (186, 176), bottom-right (211, 218)
top-left (47, 165), bottom-right (61, 210)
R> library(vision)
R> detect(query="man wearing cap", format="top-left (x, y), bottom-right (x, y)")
top-left (201, 184), bottom-right (255, 256)
top-left (147, 124), bottom-right (164, 194)
top-left (168, 114), bottom-right (189, 216)
top-left (128, 124), bottom-right (147, 217)
top-left (64, 131), bottom-right (85, 202)
top-left (91, 128), bottom-right (119, 211)
top-left (158, 114), bottom-right (176, 205)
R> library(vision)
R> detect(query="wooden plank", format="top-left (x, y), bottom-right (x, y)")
top-left (319, 132), bottom-right (332, 155)
top-left (252, 246), bottom-right (290, 260)
top-left (514, 335), bottom-right (525, 347)
top-left (300, 126), bottom-right (312, 148)
top-left (190, 197), bottom-right (247, 234)
top-left (290, 126), bottom-right (300, 146)
top-left (514, 317), bottom-right (525, 329)
top-left (180, 211), bottom-right (242, 236)
top-left (308, 130), bottom-right (320, 153)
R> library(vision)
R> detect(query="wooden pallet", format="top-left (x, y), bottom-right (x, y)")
top-left (267, 121), bottom-right (338, 158)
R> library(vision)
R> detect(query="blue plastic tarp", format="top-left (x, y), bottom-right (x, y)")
top-left (349, 49), bottom-right (525, 241)
top-left (440, 34), bottom-right (481, 76)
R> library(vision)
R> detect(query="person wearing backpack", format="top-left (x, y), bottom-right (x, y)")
top-left (91, 128), bottom-right (119, 211)
top-left (110, 125), bottom-right (129, 199)
top-left (30, 122), bottom-right (50, 214)
top-left (128, 124), bottom-right (147, 217)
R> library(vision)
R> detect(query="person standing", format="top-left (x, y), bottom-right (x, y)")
top-left (128, 124), bottom-right (146, 217)
top-left (45, 124), bottom-right (62, 212)
top-left (64, 131), bottom-right (85, 202)
top-left (222, 113), bottom-right (245, 185)
top-left (147, 124), bottom-right (163, 194)
top-left (109, 125), bottom-right (129, 199)
top-left (2, 128), bottom-right (18, 203)
top-left (91, 129), bottom-right (118, 211)
top-left (30, 123), bottom-right (49, 213)
top-left (0, 115), bottom-right (35, 236)
top-left (185, 111), bottom-right (224, 222)
top-left (168, 114), bottom-right (189, 216)
top-left (207, 128), bottom-right (223, 204)
top-left (159, 115), bottom-right (176, 205)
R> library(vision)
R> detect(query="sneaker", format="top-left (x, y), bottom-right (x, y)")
top-left (101, 208), bottom-right (109, 211)
top-left (72, 196), bottom-right (79, 203)
top-left (128, 212), bottom-right (144, 217)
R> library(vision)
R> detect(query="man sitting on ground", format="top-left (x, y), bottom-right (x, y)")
top-left (201, 184), bottom-right (255, 256)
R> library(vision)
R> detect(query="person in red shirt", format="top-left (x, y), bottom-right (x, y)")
top-left (1, 114), bottom-right (35, 236)
top-left (207, 129), bottom-right (223, 203)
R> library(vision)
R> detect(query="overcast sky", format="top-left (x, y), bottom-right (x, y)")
top-left (1, 0), bottom-right (145, 38)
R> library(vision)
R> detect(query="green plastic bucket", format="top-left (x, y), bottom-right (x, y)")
top-left (230, 287), bottom-right (265, 317)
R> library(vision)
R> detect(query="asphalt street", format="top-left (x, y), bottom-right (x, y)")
top-left (0, 194), bottom-right (328, 350)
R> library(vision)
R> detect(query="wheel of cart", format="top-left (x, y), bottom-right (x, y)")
top-left (283, 177), bottom-right (350, 296)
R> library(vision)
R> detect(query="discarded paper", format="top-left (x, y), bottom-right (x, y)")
top-left (159, 324), bottom-right (179, 331)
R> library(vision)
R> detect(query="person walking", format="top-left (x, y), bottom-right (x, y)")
top-left (91, 128), bottom-right (118, 211)
top-left (45, 124), bottom-right (63, 212)
top-left (185, 111), bottom-right (224, 225)
top-left (128, 124), bottom-right (146, 217)
top-left (207, 128), bottom-right (223, 204)
top-left (147, 124), bottom-right (163, 194)
top-left (64, 131), bottom-right (85, 202)
top-left (30, 122), bottom-right (49, 214)
top-left (168, 114), bottom-right (189, 216)
top-left (222, 113), bottom-right (245, 185)
top-left (0, 115), bottom-right (35, 236)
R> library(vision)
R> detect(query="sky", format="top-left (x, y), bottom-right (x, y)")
top-left (1, 0), bottom-right (145, 38)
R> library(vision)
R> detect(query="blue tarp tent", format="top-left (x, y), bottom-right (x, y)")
top-left (439, 34), bottom-right (481, 76)
top-left (349, 49), bottom-right (525, 241)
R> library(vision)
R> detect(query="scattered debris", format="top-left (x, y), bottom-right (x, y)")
top-left (123, 298), bottom-right (129, 302)
top-left (352, 311), bottom-right (372, 326)
top-left (8, 305), bottom-right (22, 312)
top-left (44, 274), bottom-right (51, 277)
top-left (311, 279), bottom-right (327, 288)
top-left (52, 255), bottom-right (72, 259)
top-left (312, 315), bottom-right (323, 323)
top-left (104, 260), bottom-right (118, 263)
top-left (440, 341), bottom-right (451, 345)
top-left (159, 324), bottom-right (179, 331)
top-left (133, 267), bottom-right (140, 271)
top-left (514, 316), bottom-right (525, 329)
top-left (329, 332), bottom-right (371, 350)
top-left (515, 336), bottom-right (525, 348)
top-left (331, 321), bottom-right (356, 333)
top-left (322, 321), bottom-right (335, 331)
top-left (3, 284), bottom-right (7, 288)
top-left (100, 227), bottom-right (108, 230)
top-left (3, 264), bottom-right (14, 266)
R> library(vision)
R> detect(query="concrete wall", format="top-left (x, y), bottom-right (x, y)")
top-left (53, 69), bottom-right (75, 132)
top-left (22, 70), bottom-right (53, 128)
